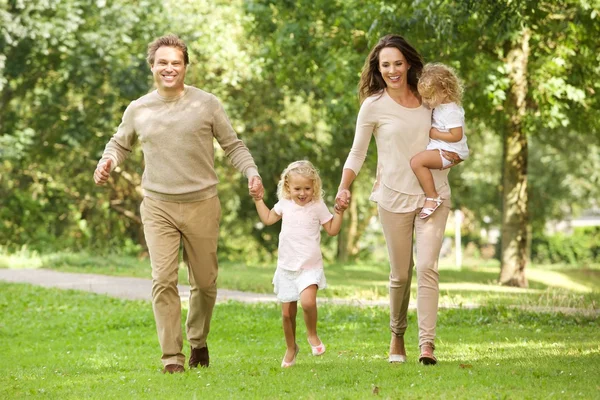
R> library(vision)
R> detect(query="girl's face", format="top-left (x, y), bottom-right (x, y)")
top-left (378, 47), bottom-right (410, 90)
top-left (421, 93), bottom-right (443, 110)
top-left (287, 173), bottom-right (314, 206)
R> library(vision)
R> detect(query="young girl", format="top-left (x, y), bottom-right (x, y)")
top-left (410, 63), bottom-right (469, 219)
top-left (252, 160), bottom-right (344, 368)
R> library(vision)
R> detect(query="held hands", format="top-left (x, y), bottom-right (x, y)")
top-left (335, 188), bottom-right (351, 212)
top-left (94, 159), bottom-right (112, 185)
top-left (248, 175), bottom-right (264, 201)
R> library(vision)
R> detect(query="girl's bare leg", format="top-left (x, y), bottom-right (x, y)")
top-left (410, 150), bottom-right (445, 210)
top-left (281, 301), bottom-right (298, 362)
top-left (300, 285), bottom-right (320, 345)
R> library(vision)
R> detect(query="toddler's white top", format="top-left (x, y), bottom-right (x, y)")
top-left (274, 198), bottom-right (333, 271)
top-left (426, 102), bottom-right (470, 160)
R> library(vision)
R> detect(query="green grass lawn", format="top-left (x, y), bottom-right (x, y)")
top-left (0, 283), bottom-right (598, 399)
top-left (3, 250), bottom-right (598, 312)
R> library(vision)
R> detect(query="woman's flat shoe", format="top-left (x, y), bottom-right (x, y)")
top-left (419, 345), bottom-right (437, 365)
top-left (389, 354), bottom-right (407, 363)
top-left (281, 344), bottom-right (299, 368)
top-left (308, 338), bottom-right (326, 356)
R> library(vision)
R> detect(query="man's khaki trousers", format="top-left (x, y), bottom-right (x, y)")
top-left (140, 195), bottom-right (221, 366)
top-left (378, 200), bottom-right (450, 348)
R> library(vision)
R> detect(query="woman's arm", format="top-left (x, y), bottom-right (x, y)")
top-left (254, 199), bottom-right (282, 226)
top-left (335, 168), bottom-right (357, 209)
top-left (322, 208), bottom-right (344, 236)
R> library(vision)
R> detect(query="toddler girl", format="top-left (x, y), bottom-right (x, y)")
top-left (252, 160), bottom-right (344, 367)
top-left (410, 63), bottom-right (469, 219)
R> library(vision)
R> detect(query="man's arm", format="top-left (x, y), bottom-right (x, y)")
top-left (93, 102), bottom-right (137, 185)
top-left (210, 96), bottom-right (259, 178)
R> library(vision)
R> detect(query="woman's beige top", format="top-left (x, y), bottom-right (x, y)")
top-left (343, 89), bottom-right (450, 213)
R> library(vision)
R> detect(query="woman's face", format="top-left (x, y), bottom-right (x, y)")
top-left (378, 47), bottom-right (410, 90)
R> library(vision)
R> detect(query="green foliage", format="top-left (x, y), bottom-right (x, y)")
top-left (0, 0), bottom-right (165, 252)
top-left (532, 227), bottom-right (600, 265)
top-left (1, 0), bottom-right (599, 265)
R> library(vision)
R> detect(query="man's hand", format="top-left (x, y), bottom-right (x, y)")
top-left (94, 159), bottom-right (112, 186)
top-left (248, 175), bottom-right (264, 200)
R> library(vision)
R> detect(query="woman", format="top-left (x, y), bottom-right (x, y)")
top-left (335, 34), bottom-right (460, 365)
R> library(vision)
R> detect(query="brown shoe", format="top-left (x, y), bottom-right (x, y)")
top-left (162, 364), bottom-right (185, 374)
top-left (189, 346), bottom-right (209, 368)
top-left (419, 343), bottom-right (437, 365)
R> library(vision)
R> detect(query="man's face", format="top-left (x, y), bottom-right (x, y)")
top-left (151, 46), bottom-right (186, 94)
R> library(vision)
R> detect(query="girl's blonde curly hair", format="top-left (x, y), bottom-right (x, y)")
top-left (417, 63), bottom-right (464, 106)
top-left (277, 160), bottom-right (324, 201)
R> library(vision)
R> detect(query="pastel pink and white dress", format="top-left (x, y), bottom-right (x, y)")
top-left (272, 198), bottom-right (333, 302)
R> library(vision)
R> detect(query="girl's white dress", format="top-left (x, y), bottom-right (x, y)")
top-left (426, 102), bottom-right (469, 161)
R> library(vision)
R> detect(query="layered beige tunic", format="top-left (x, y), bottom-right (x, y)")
top-left (343, 90), bottom-right (451, 212)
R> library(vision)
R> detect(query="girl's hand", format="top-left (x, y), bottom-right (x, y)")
top-left (335, 188), bottom-right (351, 211)
top-left (440, 150), bottom-right (463, 169)
top-left (248, 176), bottom-right (264, 199)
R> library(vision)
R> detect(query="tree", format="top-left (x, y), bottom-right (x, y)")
top-left (414, 0), bottom-right (600, 286)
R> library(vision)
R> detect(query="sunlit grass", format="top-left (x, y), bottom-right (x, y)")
top-left (0, 283), bottom-right (598, 399)
top-left (1, 249), bottom-right (599, 312)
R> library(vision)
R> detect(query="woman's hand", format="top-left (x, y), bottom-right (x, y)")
top-left (440, 150), bottom-right (463, 169)
top-left (335, 188), bottom-right (351, 211)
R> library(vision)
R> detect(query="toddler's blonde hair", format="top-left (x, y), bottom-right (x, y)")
top-left (418, 63), bottom-right (464, 106)
top-left (277, 160), bottom-right (323, 201)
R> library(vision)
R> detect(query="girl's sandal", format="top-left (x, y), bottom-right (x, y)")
top-left (281, 344), bottom-right (299, 368)
top-left (419, 343), bottom-right (437, 365)
top-left (419, 197), bottom-right (443, 219)
top-left (308, 338), bottom-right (326, 356)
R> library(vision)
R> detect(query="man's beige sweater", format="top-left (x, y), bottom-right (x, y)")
top-left (98, 85), bottom-right (259, 202)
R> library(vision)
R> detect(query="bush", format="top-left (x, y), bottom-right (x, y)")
top-left (531, 227), bottom-right (600, 265)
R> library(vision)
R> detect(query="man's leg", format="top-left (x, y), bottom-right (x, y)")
top-left (140, 197), bottom-right (185, 368)
top-left (180, 196), bottom-right (220, 367)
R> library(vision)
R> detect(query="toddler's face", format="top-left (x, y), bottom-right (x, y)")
top-left (421, 94), bottom-right (442, 110)
top-left (287, 173), bottom-right (314, 206)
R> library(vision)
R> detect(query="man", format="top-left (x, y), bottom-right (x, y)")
top-left (94, 34), bottom-right (264, 374)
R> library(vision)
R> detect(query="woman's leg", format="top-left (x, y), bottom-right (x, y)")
top-left (281, 301), bottom-right (298, 362)
top-left (300, 284), bottom-right (320, 346)
top-left (410, 150), bottom-right (444, 210)
top-left (414, 200), bottom-right (450, 351)
top-left (378, 206), bottom-right (417, 356)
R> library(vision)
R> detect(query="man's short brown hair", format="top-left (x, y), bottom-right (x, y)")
top-left (146, 34), bottom-right (189, 66)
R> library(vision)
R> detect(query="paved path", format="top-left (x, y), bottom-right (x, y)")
top-left (1, 269), bottom-right (598, 316)
top-left (0, 268), bottom-right (390, 307)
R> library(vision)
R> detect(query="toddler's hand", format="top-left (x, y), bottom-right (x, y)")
top-left (248, 176), bottom-right (264, 199)
top-left (335, 188), bottom-right (351, 211)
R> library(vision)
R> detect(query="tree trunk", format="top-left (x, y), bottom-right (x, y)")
top-left (499, 28), bottom-right (530, 287)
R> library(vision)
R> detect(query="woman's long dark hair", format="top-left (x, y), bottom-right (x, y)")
top-left (358, 34), bottom-right (423, 104)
